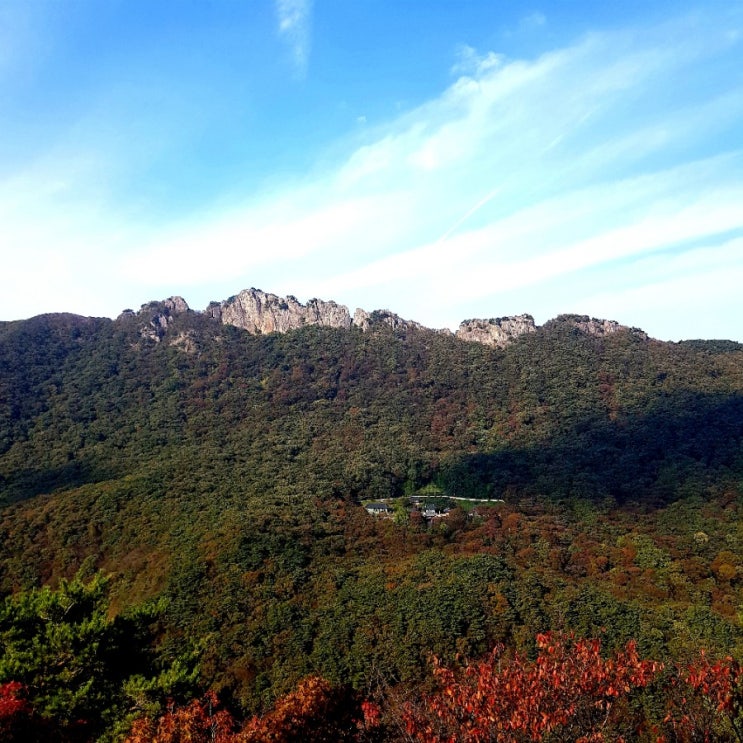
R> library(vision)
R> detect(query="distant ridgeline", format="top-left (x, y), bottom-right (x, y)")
top-left (117, 287), bottom-right (648, 348)
top-left (1, 286), bottom-right (742, 724)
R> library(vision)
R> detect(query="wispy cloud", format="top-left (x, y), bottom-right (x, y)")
top-left (97, 12), bottom-right (743, 335)
top-left (2, 7), bottom-right (742, 341)
top-left (275, 0), bottom-right (312, 77)
top-left (450, 44), bottom-right (504, 76)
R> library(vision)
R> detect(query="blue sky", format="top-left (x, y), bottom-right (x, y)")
top-left (2, 1), bottom-right (742, 341)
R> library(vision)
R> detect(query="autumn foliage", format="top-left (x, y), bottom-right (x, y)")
top-left (125, 676), bottom-right (377, 743)
top-left (402, 633), bottom-right (661, 742)
top-left (239, 675), bottom-right (371, 742)
top-left (660, 652), bottom-right (743, 742)
top-left (0, 682), bottom-right (29, 721)
top-left (116, 639), bottom-right (743, 742)
top-left (0, 681), bottom-right (47, 742)
top-left (125, 691), bottom-right (237, 743)
top-left (3, 637), bottom-right (742, 742)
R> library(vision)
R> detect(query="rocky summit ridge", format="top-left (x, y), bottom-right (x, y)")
top-left (121, 287), bottom-right (646, 348)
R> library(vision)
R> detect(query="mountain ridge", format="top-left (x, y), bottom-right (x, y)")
top-left (116, 286), bottom-right (650, 348)
top-left (1, 281), bottom-right (742, 723)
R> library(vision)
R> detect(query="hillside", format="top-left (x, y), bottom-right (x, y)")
top-left (1, 291), bottom-right (742, 737)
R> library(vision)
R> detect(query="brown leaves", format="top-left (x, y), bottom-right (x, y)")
top-left (122, 641), bottom-right (743, 742)
top-left (125, 691), bottom-right (237, 743)
top-left (660, 652), bottom-right (743, 742)
top-left (0, 682), bottom-right (47, 743)
top-left (124, 677), bottom-right (377, 743)
top-left (402, 633), bottom-right (660, 742)
top-left (239, 676), bottom-right (363, 743)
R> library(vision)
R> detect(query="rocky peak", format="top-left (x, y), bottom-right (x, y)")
top-left (213, 289), bottom-right (427, 336)
top-left (163, 296), bottom-right (190, 315)
top-left (352, 308), bottom-right (424, 333)
top-left (305, 297), bottom-right (355, 330)
top-left (549, 314), bottom-right (649, 339)
top-left (456, 314), bottom-right (536, 348)
top-left (119, 296), bottom-right (191, 342)
top-left (117, 288), bottom-right (648, 349)
top-left (213, 288), bottom-right (352, 334)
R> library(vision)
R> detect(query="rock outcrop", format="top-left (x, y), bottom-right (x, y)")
top-left (352, 308), bottom-right (424, 333)
top-left (118, 288), bottom-right (648, 349)
top-left (169, 331), bottom-right (198, 354)
top-left (120, 296), bottom-right (191, 342)
top-left (547, 314), bottom-right (649, 340)
top-left (211, 288), bottom-right (352, 334)
top-left (456, 314), bottom-right (537, 348)
top-left (209, 289), bottom-right (426, 337)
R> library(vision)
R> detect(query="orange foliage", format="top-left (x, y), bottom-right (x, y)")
top-left (660, 652), bottom-right (743, 742)
top-left (125, 691), bottom-right (237, 743)
top-left (125, 677), bottom-right (377, 743)
top-left (402, 633), bottom-right (660, 742)
top-left (123, 644), bottom-right (743, 743)
top-left (239, 676), bottom-right (366, 742)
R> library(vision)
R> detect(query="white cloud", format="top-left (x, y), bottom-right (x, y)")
top-left (1, 8), bottom-right (742, 340)
top-left (450, 44), bottom-right (504, 76)
top-left (275, 0), bottom-right (312, 76)
top-left (295, 159), bottom-right (743, 307)
top-left (576, 236), bottom-right (743, 341)
top-left (0, 150), bottom-right (148, 318)
top-left (120, 194), bottom-right (393, 284)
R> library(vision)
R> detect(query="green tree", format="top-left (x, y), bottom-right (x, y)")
top-left (0, 569), bottom-right (197, 739)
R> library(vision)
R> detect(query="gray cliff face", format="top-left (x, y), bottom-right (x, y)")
top-left (215, 288), bottom-right (352, 334)
top-left (214, 289), bottom-right (424, 336)
top-left (121, 296), bottom-right (191, 342)
top-left (118, 288), bottom-right (648, 349)
top-left (573, 316), bottom-right (624, 336)
top-left (549, 314), bottom-right (649, 340)
top-left (352, 308), bottom-right (424, 333)
top-left (305, 297), bottom-right (354, 330)
top-left (455, 314), bottom-right (537, 348)
top-left (162, 296), bottom-right (190, 315)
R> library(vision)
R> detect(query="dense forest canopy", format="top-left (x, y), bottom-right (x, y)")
top-left (1, 302), bottom-right (742, 739)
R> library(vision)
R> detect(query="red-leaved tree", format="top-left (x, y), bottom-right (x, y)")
top-left (660, 651), bottom-right (743, 742)
top-left (125, 691), bottom-right (238, 743)
top-left (125, 676), bottom-right (381, 743)
top-left (0, 681), bottom-right (48, 742)
top-left (402, 632), bottom-right (661, 742)
top-left (239, 675), bottom-right (369, 742)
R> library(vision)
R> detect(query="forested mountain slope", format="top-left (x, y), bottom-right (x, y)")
top-left (1, 298), bottom-right (742, 724)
